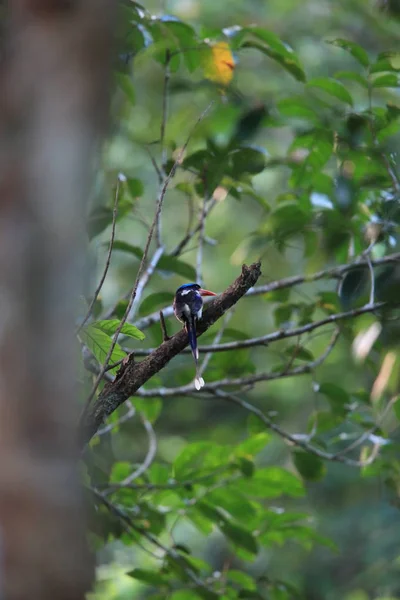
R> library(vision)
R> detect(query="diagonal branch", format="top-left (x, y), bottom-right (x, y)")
top-left (80, 262), bottom-right (262, 445)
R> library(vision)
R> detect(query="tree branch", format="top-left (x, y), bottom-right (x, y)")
top-left (80, 262), bottom-right (262, 445)
top-left (133, 252), bottom-right (400, 331)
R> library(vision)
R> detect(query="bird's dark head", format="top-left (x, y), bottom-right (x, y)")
top-left (175, 283), bottom-right (217, 297)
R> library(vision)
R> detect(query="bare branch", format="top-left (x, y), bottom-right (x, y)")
top-left (135, 327), bottom-right (339, 397)
top-left (129, 298), bottom-right (394, 357)
top-left (122, 417), bottom-right (157, 485)
top-left (127, 246), bottom-right (164, 322)
top-left (212, 389), bottom-right (381, 468)
top-left (80, 262), bottom-right (262, 444)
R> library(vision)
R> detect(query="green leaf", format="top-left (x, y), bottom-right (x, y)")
top-left (134, 397), bottom-right (162, 423)
top-left (372, 73), bottom-right (399, 88)
top-left (319, 382), bottom-right (350, 415)
top-left (170, 591), bottom-right (203, 600)
top-left (328, 39), bottom-right (369, 67)
top-left (228, 570), bottom-right (256, 591)
top-left (220, 520), bottom-right (258, 555)
top-left (173, 442), bottom-right (218, 479)
top-left (139, 292), bottom-right (175, 316)
top-left (239, 27), bottom-right (306, 82)
top-left (307, 77), bottom-right (353, 106)
top-left (87, 206), bottom-right (113, 240)
top-left (207, 488), bottom-right (257, 521)
top-left (115, 73), bottom-right (136, 106)
top-left (157, 256), bottom-right (197, 280)
top-left (338, 267), bottom-right (368, 309)
top-left (112, 240), bottom-right (143, 258)
top-left (266, 202), bottom-right (310, 241)
top-left (334, 70), bottom-right (369, 89)
top-left (394, 397), bottom-right (400, 421)
top-left (235, 432), bottom-right (271, 457)
top-left (94, 319), bottom-right (145, 340)
top-left (234, 467), bottom-right (304, 498)
top-left (126, 178), bottom-right (144, 197)
top-left (247, 414), bottom-right (267, 436)
top-left (230, 147), bottom-right (266, 176)
top-left (278, 97), bottom-right (319, 122)
top-left (293, 451), bottom-right (327, 481)
top-left (80, 324), bottom-right (126, 374)
top-left (127, 568), bottom-right (169, 586)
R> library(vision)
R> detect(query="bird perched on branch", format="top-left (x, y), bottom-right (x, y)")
top-left (173, 283), bottom-right (217, 390)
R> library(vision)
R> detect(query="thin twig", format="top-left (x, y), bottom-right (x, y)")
top-left (171, 197), bottom-right (217, 257)
top-left (77, 178), bottom-right (120, 333)
top-left (212, 387), bottom-right (381, 468)
top-left (131, 298), bottom-right (394, 357)
top-left (127, 245), bottom-right (165, 322)
top-left (136, 328), bottom-right (340, 396)
top-left (91, 487), bottom-right (210, 590)
top-left (159, 310), bottom-right (170, 341)
top-left (96, 399), bottom-right (135, 436)
top-left (107, 416), bottom-right (157, 491)
top-left (195, 194), bottom-right (208, 286)
top-left (80, 103), bottom-right (214, 419)
top-left (98, 465), bottom-right (230, 492)
top-left (133, 252), bottom-right (400, 331)
top-left (199, 310), bottom-right (233, 377)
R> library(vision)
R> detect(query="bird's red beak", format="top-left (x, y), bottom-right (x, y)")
top-left (199, 288), bottom-right (217, 296)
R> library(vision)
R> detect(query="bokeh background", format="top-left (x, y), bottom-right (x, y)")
top-left (87, 1), bottom-right (400, 598)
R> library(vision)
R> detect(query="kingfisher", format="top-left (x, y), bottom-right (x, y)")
top-left (173, 283), bottom-right (217, 390)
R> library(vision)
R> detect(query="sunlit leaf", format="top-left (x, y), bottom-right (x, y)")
top-left (202, 41), bottom-right (235, 85)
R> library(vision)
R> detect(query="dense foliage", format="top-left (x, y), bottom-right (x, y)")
top-left (81, 1), bottom-right (400, 599)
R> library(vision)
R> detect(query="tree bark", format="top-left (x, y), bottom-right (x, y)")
top-left (0, 1), bottom-right (115, 598)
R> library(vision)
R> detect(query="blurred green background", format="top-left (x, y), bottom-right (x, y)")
top-left (85, 0), bottom-right (400, 598)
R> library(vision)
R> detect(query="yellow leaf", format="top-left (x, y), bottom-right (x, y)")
top-left (202, 41), bottom-right (235, 86)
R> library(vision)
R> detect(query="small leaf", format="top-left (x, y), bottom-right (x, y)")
top-left (87, 206), bottom-right (113, 240)
top-left (126, 178), bottom-right (144, 197)
top-left (139, 292), bottom-right (175, 316)
top-left (328, 39), bottom-right (369, 67)
top-left (235, 433), bottom-right (271, 457)
top-left (95, 319), bottom-right (145, 340)
top-left (80, 325), bottom-right (126, 374)
top-left (202, 41), bottom-right (235, 86)
top-left (230, 147), bottom-right (266, 175)
top-left (338, 267), bottom-right (368, 309)
top-left (220, 520), bottom-right (258, 554)
top-left (293, 451), bottom-right (327, 481)
top-left (157, 256), bottom-right (197, 280)
top-left (372, 73), bottom-right (399, 88)
top-left (134, 397), bottom-right (162, 423)
top-left (319, 382), bottom-right (350, 415)
top-left (115, 73), bottom-right (136, 106)
top-left (307, 77), bottom-right (353, 106)
top-left (127, 568), bottom-right (168, 586)
top-left (113, 241), bottom-right (143, 258)
top-left (335, 70), bottom-right (369, 89)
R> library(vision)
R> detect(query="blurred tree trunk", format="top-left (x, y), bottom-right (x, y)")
top-left (0, 1), bottom-right (115, 598)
